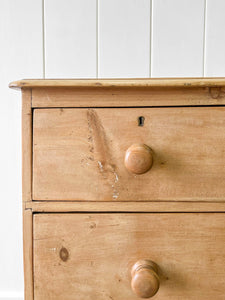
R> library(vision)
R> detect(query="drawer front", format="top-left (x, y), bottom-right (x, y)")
top-left (34, 213), bottom-right (225, 299)
top-left (33, 107), bottom-right (225, 201)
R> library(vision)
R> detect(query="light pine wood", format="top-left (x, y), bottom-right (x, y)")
top-left (31, 86), bottom-right (225, 107)
top-left (22, 89), bottom-right (33, 300)
top-left (9, 78), bottom-right (225, 89)
top-left (131, 260), bottom-right (160, 298)
top-left (22, 89), bottom-right (32, 202)
top-left (33, 213), bottom-right (225, 300)
top-left (33, 107), bottom-right (225, 201)
top-left (124, 144), bottom-right (153, 174)
top-left (10, 79), bottom-right (225, 299)
top-left (25, 201), bottom-right (225, 212)
top-left (23, 209), bottom-right (33, 300)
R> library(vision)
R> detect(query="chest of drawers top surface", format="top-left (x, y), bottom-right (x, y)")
top-left (10, 77), bottom-right (225, 108)
top-left (9, 77), bottom-right (225, 88)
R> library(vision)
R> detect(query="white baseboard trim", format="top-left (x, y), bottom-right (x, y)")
top-left (0, 291), bottom-right (23, 300)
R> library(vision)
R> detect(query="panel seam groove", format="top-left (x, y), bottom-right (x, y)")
top-left (202, 0), bottom-right (207, 77)
top-left (96, 0), bottom-right (99, 78)
top-left (42, 0), bottom-right (46, 78)
top-left (149, 0), bottom-right (153, 77)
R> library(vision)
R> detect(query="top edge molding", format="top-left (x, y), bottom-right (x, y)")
top-left (9, 78), bottom-right (225, 90)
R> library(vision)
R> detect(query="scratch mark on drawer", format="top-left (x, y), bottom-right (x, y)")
top-left (87, 109), bottom-right (120, 200)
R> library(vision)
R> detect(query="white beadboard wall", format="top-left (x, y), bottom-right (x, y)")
top-left (1, 0), bottom-right (225, 298)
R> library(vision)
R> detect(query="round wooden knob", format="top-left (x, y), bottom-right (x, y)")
top-left (124, 144), bottom-right (153, 174)
top-left (131, 260), bottom-right (160, 298)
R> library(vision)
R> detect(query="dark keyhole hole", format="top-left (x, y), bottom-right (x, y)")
top-left (138, 116), bottom-right (145, 127)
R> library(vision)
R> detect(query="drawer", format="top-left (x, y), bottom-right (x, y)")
top-left (33, 107), bottom-right (225, 201)
top-left (34, 213), bottom-right (225, 299)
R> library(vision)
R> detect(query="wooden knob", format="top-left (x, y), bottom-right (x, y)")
top-left (125, 144), bottom-right (153, 174)
top-left (131, 260), bottom-right (160, 298)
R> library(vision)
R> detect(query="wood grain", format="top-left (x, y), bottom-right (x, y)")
top-left (25, 201), bottom-right (225, 213)
top-left (23, 209), bottom-right (33, 300)
top-left (9, 78), bottom-right (225, 89)
top-left (22, 89), bottom-right (33, 299)
top-left (31, 86), bottom-right (225, 108)
top-left (124, 143), bottom-right (153, 174)
top-left (22, 89), bottom-right (32, 202)
top-left (14, 79), bottom-right (225, 300)
top-left (33, 213), bottom-right (225, 300)
top-left (33, 107), bottom-right (225, 201)
top-left (131, 260), bottom-right (160, 298)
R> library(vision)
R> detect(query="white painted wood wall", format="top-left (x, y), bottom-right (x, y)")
top-left (1, 0), bottom-right (225, 298)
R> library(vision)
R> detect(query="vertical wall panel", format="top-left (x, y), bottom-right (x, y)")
top-left (44, 0), bottom-right (96, 78)
top-left (205, 0), bottom-right (225, 76)
top-left (99, 0), bottom-right (151, 78)
top-left (0, 0), bottom-right (43, 297)
top-left (152, 0), bottom-right (205, 77)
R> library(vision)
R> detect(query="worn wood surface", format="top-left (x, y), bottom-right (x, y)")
top-left (124, 143), bottom-right (153, 174)
top-left (9, 78), bottom-right (225, 89)
top-left (23, 209), bottom-right (33, 300)
top-left (26, 201), bottom-right (225, 212)
top-left (33, 107), bottom-right (225, 201)
top-left (33, 213), bottom-right (225, 300)
top-left (31, 86), bottom-right (225, 107)
top-left (22, 89), bottom-right (32, 202)
top-left (131, 259), bottom-right (160, 298)
top-left (15, 80), bottom-right (225, 300)
top-left (22, 89), bottom-right (33, 300)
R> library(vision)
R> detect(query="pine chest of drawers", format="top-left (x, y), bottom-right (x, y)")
top-left (10, 79), bottom-right (225, 299)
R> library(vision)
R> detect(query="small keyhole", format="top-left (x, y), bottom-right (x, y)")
top-left (138, 116), bottom-right (145, 127)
